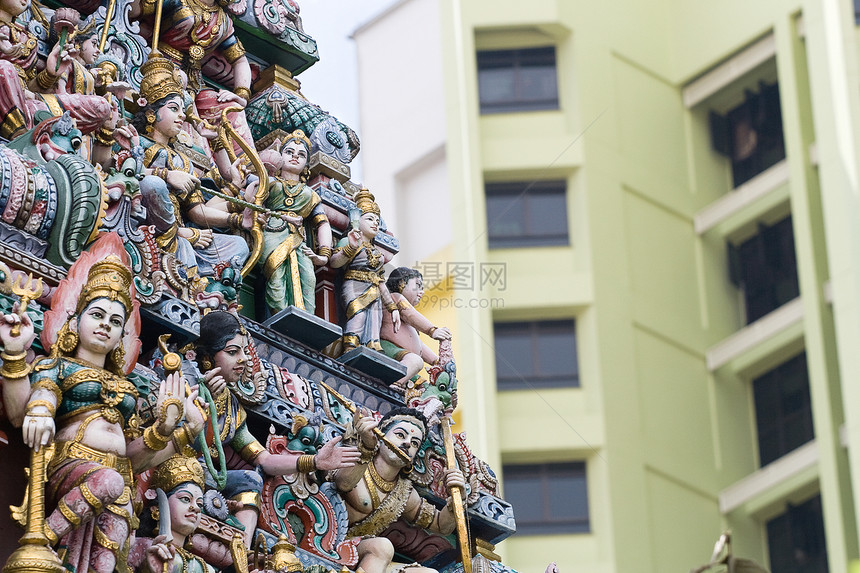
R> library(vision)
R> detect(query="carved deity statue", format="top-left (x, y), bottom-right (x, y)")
top-left (380, 267), bottom-right (452, 392)
top-left (329, 190), bottom-right (400, 353)
top-left (133, 54), bottom-right (250, 277)
top-left (191, 310), bottom-right (361, 546)
top-left (332, 408), bottom-right (465, 573)
top-left (258, 129), bottom-right (333, 314)
top-left (0, 235), bottom-right (205, 573)
top-left (0, 0), bottom-right (110, 139)
top-left (136, 456), bottom-right (215, 573)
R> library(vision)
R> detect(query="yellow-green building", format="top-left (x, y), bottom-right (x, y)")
top-left (355, 1), bottom-right (860, 571)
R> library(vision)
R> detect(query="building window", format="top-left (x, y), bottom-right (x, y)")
top-left (477, 46), bottom-right (559, 114)
top-left (728, 215), bottom-right (799, 324)
top-left (494, 319), bottom-right (578, 390)
top-left (709, 81), bottom-right (785, 187)
top-left (753, 353), bottom-right (814, 467)
top-left (766, 495), bottom-right (828, 573)
top-left (503, 462), bottom-right (589, 535)
top-left (486, 181), bottom-right (568, 248)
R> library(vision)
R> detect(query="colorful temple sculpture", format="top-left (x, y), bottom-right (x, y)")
top-left (0, 2), bottom-right (521, 573)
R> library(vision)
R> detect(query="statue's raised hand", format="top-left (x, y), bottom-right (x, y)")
top-left (0, 302), bottom-right (35, 356)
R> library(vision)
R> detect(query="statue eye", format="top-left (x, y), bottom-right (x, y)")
top-left (70, 137), bottom-right (82, 150)
top-left (439, 384), bottom-right (447, 391)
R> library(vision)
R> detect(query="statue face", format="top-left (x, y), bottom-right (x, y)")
top-left (280, 140), bottom-right (308, 177)
top-left (213, 333), bottom-right (248, 384)
top-left (79, 35), bottom-right (100, 65)
top-left (0, 0), bottom-right (28, 18)
top-left (380, 420), bottom-right (424, 466)
top-left (401, 276), bottom-right (424, 306)
top-left (358, 212), bottom-right (380, 239)
top-left (74, 298), bottom-right (126, 357)
top-left (167, 483), bottom-right (203, 538)
top-left (153, 96), bottom-right (185, 140)
top-left (287, 425), bottom-right (319, 454)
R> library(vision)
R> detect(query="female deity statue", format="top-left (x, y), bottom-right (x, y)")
top-left (0, 239), bottom-right (206, 573)
top-left (329, 190), bottom-right (401, 353)
top-left (258, 130), bottom-right (333, 315)
top-left (133, 55), bottom-right (250, 277)
top-left (192, 310), bottom-right (361, 546)
top-left (0, 0), bottom-right (110, 139)
top-left (56, 20), bottom-right (99, 96)
top-left (137, 455), bottom-right (214, 573)
top-left (380, 267), bottom-right (452, 391)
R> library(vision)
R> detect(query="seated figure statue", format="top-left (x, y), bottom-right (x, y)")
top-left (332, 407), bottom-right (465, 573)
top-left (380, 267), bottom-right (452, 392)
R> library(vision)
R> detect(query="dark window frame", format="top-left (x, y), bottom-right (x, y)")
top-left (477, 46), bottom-right (560, 114)
top-left (494, 319), bottom-right (578, 391)
top-left (503, 461), bottom-right (590, 535)
top-left (728, 215), bottom-right (799, 325)
top-left (486, 180), bottom-right (569, 249)
top-left (709, 81), bottom-right (786, 188)
top-left (752, 353), bottom-right (814, 467)
top-left (766, 494), bottom-right (828, 573)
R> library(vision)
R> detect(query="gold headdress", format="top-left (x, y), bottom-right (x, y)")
top-left (138, 54), bottom-right (183, 106)
top-left (151, 455), bottom-right (206, 492)
top-left (354, 189), bottom-right (380, 216)
top-left (75, 255), bottom-right (133, 315)
top-left (281, 129), bottom-right (311, 153)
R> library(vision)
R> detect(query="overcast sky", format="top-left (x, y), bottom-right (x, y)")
top-left (294, 0), bottom-right (400, 182)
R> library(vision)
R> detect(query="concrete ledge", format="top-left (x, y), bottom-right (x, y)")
top-left (706, 297), bottom-right (803, 371)
top-left (694, 160), bottom-right (789, 234)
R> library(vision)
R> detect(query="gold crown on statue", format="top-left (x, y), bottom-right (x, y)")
top-left (138, 54), bottom-right (183, 105)
top-left (354, 189), bottom-right (380, 216)
top-left (76, 255), bottom-right (134, 315)
top-left (151, 455), bottom-right (206, 492)
top-left (281, 129), bottom-right (311, 153)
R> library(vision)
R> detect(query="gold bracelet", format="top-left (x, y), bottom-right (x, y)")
top-left (25, 411), bottom-right (53, 418)
top-left (172, 425), bottom-right (191, 451)
top-left (35, 69), bottom-right (59, 91)
top-left (229, 213), bottom-right (243, 230)
top-left (94, 127), bottom-right (114, 147)
top-left (297, 454), bottom-right (316, 474)
top-left (143, 426), bottom-right (170, 451)
top-left (209, 137), bottom-right (225, 152)
top-left (385, 302), bottom-right (397, 313)
top-left (341, 244), bottom-right (358, 259)
top-left (317, 246), bottom-right (333, 258)
top-left (358, 440), bottom-right (377, 464)
top-left (428, 327), bottom-right (437, 337)
top-left (233, 86), bottom-right (251, 102)
top-left (26, 399), bottom-right (56, 416)
top-left (1, 351), bottom-right (31, 379)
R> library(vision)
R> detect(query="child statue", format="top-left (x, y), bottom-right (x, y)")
top-left (380, 267), bottom-right (452, 391)
top-left (329, 190), bottom-right (400, 353)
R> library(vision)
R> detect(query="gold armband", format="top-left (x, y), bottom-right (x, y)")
top-left (297, 454), bottom-right (317, 474)
top-left (1, 351), bottom-right (31, 379)
top-left (143, 425), bottom-right (170, 451)
top-left (209, 137), bottom-right (225, 152)
top-left (358, 440), bottom-right (377, 464)
top-left (233, 86), bottom-right (251, 102)
top-left (171, 425), bottom-right (191, 452)
top-left (428, 327), bottom-right (438, 337)
top-left (385, 301), bottom-right (397, 313)
top-left (410, 499), bottom-right (436, 530)
top-left (317, 246), bottom-right (333, 258)
top-left (32, 378), bottom-right (62, 403)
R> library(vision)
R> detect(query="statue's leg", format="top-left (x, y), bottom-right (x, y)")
top-left (89, 499), bottom-right (134, 573)
top-left (222, 469), bottom-right (264, 548)
top-left (0, 62), bottom-right (32, 139)
top-left (46, 461), bottom-right (126, 541)
top-left (356, 537), bottom-right (395, 573)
